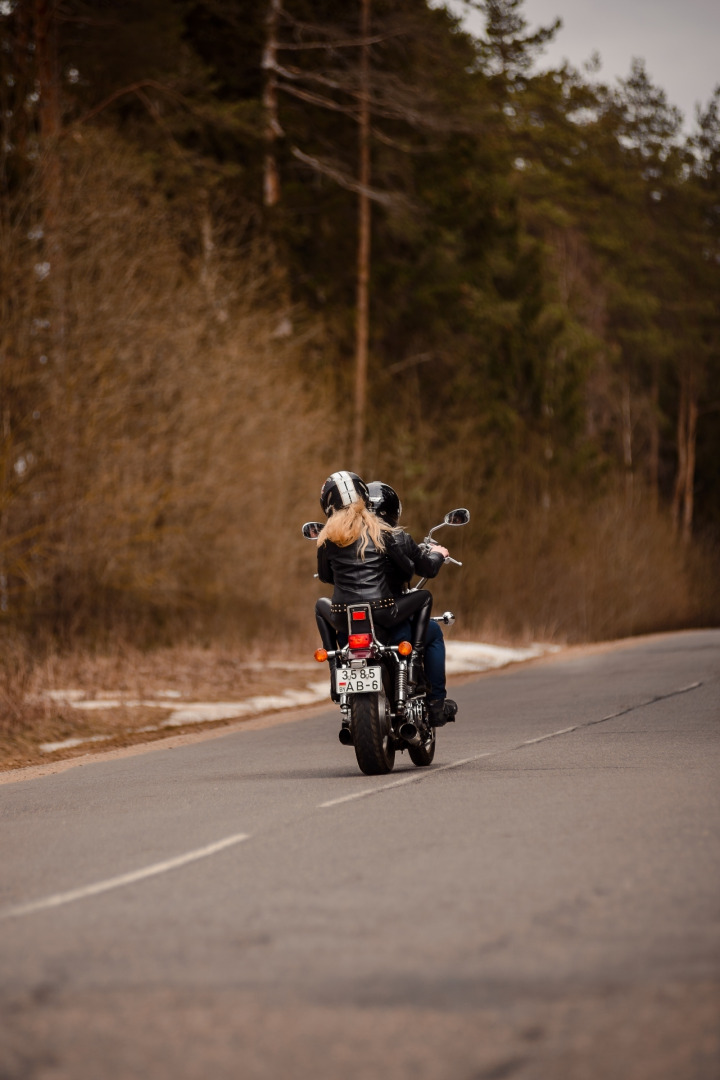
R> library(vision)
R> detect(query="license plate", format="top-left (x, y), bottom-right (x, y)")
top-left (336, 665), bottom-right (382, 695)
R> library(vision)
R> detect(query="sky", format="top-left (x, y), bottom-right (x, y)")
top-left (447, 0), bottom-right (720, 129)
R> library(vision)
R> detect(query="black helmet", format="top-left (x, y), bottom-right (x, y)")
top-left (320, 471), bottom-right (370, 517)
top-left (367, 481), bottom-right (402, 527)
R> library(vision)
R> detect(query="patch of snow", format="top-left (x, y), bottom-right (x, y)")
top-left (36, 643), bottom-right (559, 753)
top-left (40, 734), bottom-right (113, 754)
top-left (70, 699), bottom-right (187, 710)
top-left (161, 702), bottom-right (252, 726)
top-left (445, 641), bottom-right (560, 674)
top-left (241, 661), bottom-right (318, 671)
top-left (162, 682), bottom-right (328, 728)
top-left (68, 699), bottom-right (126, 710)
top-left (44, 693), bottom-right (200, 710)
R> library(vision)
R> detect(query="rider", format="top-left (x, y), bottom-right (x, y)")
top-left (314, 471), bottom-right (441, 697)
top-left (367, 481), bottom-right (458, 727)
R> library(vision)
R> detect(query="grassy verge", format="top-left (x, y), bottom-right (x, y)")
top-left (0, 642), bottom-right (324, 772)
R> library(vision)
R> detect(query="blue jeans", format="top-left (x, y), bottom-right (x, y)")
top-left (387, 618), bottom-right (446, 700)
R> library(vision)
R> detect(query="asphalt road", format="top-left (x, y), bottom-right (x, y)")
top-left (1, 630), bottom-right (718, 1080)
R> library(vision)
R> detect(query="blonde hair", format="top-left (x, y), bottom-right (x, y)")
top-left (317, 501), bottom-right (393, 559)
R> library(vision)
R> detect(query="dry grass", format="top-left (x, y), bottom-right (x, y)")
top-left (1, 127), bottom-right (334, 648)
top-left (0, 642), bottom-right (323, 772)
top-left (455, 491), bottom-right (719, 644)
top-left (2, 484), bottom-right (717, 774)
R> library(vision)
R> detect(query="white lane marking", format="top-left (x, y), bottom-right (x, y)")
top-left (319, 681), bottom-right (704, 809)
top-left (319, 755), bottom-right (491, 807)
top-left (6, 682), bottom-right (705, 916)
top-left (0, 832), bottom-right (250, 921)
top-left (521, 726), bottom-right (578, 745)
top-left (588, 682), bottom-right (702, 726)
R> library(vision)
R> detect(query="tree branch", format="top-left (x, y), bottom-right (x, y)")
top-left (69, 80), bottom-right (186, 130)
top-left (387, 352), bottom-right (435, 375)
top-left (371, 126), bottom-right (440, 153)
top-left (276, 33), bottom-right (394, 51)
top-left (277, 81), bottom-right (356, 117)
top-left (289, 145), bottom-right (396, 206)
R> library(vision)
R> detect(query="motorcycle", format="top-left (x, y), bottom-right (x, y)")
top-left (302, 508), bottom-right (470, 776)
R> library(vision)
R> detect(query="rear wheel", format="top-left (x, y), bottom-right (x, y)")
top-left (408, 726), bottom-right (436, 767)
top-left (351, 691), bottom-right (395, 775)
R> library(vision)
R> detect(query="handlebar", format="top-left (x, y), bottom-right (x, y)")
top-left (414, 553), bottom-right (461, 590)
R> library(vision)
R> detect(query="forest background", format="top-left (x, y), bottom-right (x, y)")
top-left (1, 0), bottom-right (719, 701)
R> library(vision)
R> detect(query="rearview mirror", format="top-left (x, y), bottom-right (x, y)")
top-left (444, 508), bottom-right (470, 526)
top-left (302, 521), bottom-right (324, 540)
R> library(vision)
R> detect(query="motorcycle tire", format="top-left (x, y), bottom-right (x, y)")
top-left (351, 691), bottom-right (395, 775)
top-left (407, 727), bottom-right (436, 767)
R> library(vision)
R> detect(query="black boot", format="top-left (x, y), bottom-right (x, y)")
top-left (315, 598), bottom-right (340, 702)
top-left (327, 657), bottom-right (342, 703)
top-left (408, 647), bottom-right (427, 691)
top-left (427, 698), bottom-right (458, 727)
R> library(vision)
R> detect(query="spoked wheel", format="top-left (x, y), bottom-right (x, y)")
top-left (351, 691), bottom-right (395, 775)
top-left (408, 725), bottom-right (436, 767)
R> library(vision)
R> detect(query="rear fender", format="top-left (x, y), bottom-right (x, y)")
top-left (346, 602), bottom-right (376, 640)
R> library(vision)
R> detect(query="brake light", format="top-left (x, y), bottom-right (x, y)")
top-left (352, 610), bottom-right (366, 621)
top-left (348, 633), bottom-right (372, 649)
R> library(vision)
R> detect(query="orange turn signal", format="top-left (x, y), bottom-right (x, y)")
top-left (397, 640), bottom-right (413, 656)
top-left (314, 648), bottom-right (328, 663)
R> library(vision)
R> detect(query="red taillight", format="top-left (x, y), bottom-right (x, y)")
top-left (352, 610), bottom-right (366, 621)
top-left (348, 633), bottom-right (372, 649)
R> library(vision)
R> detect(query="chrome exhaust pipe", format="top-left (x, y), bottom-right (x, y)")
top-left (399, 721), bottom-right (423, 747)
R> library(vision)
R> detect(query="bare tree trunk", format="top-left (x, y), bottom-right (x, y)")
top-left (0, 406), bottom-right (9, 615)
top-left (353, 0), bottom-right (371, 469)
top-left (682, 374), bottom-right (698, 544)
top-left (35, 0), bottom-right (77, 593)
top-left (621, 375), bottom-right (633, 506)
top-left (649, 375), bottom-right (659, 510)
top-left (34, 0), bottom-right (66, 366)
top-left (672, 377), bottom-right (687, 534)
top-left (200, 192), bottom-right (217, 311)
top-left (8, 1), bottom-right (32, 170)
top-left (262, 0), bottom-right (282, 208)
top-left (672, 368), bottom-right (698, 543)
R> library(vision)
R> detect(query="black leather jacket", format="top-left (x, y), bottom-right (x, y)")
top-left (318, 536), bottom-right (392, 605)
top-left (318, 530), bottom-right (444, 605)
top-left (383, 531), bottom-right (444, 596)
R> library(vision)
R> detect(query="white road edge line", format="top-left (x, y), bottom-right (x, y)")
top-left (0, 832), bottom-right (250, 921)
top-left (319, 681), bottom-right (704, 809)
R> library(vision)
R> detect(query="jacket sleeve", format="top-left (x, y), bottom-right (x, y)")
top-left (388, 530), bottom-right (444, 580)
top-left (317, 543), bottom-right (334, 585)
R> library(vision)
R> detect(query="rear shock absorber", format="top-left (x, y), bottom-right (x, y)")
top-left (395, 659), bottom-right (408, 714)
